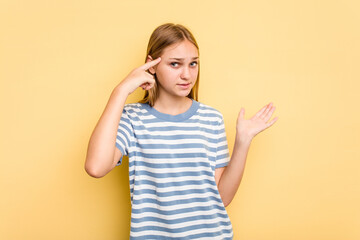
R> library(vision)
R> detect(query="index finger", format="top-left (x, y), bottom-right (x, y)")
top-left (253, 103), bottom-right (270, 119)
top-left (140, 57), bottom-right (161, 71)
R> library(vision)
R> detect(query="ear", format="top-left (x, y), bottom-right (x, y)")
top-left (146, 55), bottom-right (156, 74)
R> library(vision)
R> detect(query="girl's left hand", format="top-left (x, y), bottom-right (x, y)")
top-left (236, 102), bottom-right (278, 141)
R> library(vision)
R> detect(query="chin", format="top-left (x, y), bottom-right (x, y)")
top-left (180, 90), bottom-right (192, 96)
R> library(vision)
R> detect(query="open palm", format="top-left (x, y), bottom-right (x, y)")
top-left (237, 102), bottom-right (278, 140)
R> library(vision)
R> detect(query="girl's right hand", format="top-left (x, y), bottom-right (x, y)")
top-left (117, 57), bottom-right (161, 95)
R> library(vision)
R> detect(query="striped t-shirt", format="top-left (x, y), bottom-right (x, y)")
top-left (115, 99), bottom-right (233, 239)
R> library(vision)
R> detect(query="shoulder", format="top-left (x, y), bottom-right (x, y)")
top-left (123, 102), bottom-right (147, 112)
top-left (197, 102), bottom-right (224, 125)
top-left (122, 102), bottom-right (149, 117)
top-left (197, 101), bottom-right (224, 118)
top-left (123, 102), bottom-right (141, 109)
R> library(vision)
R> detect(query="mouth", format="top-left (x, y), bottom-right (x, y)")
top-left (177, 83), bottom-right (191, 89)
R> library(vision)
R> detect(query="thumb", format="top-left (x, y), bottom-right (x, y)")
top-left (238, 108), bottom-right (245, 120)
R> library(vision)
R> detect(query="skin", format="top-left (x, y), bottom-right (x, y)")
top-left (84, 39), bottom-right (278, 208)
top-left (216, 103), bottom-right (278, 206)
top-left (147, 40), bottom-right (199, 115)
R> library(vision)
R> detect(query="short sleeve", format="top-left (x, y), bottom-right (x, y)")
top-left (115, 108), bottom-right (133, 166)
top-left (215, 116), bottom-right (230, 168)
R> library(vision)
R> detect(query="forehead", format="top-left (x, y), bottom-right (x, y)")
top-left (161, 40), bottom-right (199, 59)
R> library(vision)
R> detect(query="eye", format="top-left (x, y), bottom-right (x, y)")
top-left (190, 61), bottom-right (198, 67)
top-left (170, 62), bottom-right (180, 67)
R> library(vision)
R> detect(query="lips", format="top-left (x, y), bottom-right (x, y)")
top-left (177, 83), bottom-right (191, 89)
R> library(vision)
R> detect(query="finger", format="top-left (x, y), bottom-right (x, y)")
top-left (140, 80), bottom-right (154, 90)
top-left (148, 80), bottom-right (156, 89)
top-left (140, 57), bottom-right (161, 71)
top-left (266, 116), bottom-right (278, 128)
top-left (260, 103), bottom-right (274, 120)
top-left (254, 103), bottom-right (270, 119)
top-left (140, 83), bottom-right (146, 89)
top-left (144, 82), bottom-right (153, 90)
top-left (139, 73), bottom-right (155, 85)
top-left (140, 81), bottom-right (152, 89)
top-left (263, 106), bottom-right (276, 122)
top-left (145, 71), bottom-right (154, 78)
top-left (260, 103), bottom-right (273, 119)
top-left (145, 77), bottom-right (155, 87)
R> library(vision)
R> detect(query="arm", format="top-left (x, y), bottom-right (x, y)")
top-left (216, 103), bottom-right (278, 206)
top-left (84, 86), bottom-right (128, 178)
top-left (84, 57), bottom-right (161, 178)
top-left (216, 136), bottom-right (252, 207)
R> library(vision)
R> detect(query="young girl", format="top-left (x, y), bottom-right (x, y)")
top-left (85, 23), bottom-right (278, 239)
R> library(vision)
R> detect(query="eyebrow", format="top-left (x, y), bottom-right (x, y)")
top-left (168, 57), bottom-right (199, 61)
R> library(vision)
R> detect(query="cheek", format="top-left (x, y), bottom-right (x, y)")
top-left (164, 68), bottom-right (182, 78)
top-left (158, 65), bottom-right (175, 74)
top-left (156, 68), bottom-right (177, 83)
top-left (155, 66), bottom-right (168, 78)
top-left (191, 68), bottom-right (199, 77)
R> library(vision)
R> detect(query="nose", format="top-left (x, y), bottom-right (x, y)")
top-left (180, 66), bottom-right (191, 80)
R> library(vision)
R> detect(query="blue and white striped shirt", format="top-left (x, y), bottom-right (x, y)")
top-left (116, 99), bottom-right (233, 239)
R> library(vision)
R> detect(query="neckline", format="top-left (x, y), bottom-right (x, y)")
top-left (142, 99), bottom-right (200, 122)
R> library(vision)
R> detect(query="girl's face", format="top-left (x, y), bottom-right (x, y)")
top-left (151, 40), bottom-right (199, 100)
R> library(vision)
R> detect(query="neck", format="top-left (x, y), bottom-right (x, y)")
top-left (153, 95), bottom-right (193, 116)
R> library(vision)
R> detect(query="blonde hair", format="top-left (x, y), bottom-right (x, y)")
top-left (139, 23), bottom-right (200, 107)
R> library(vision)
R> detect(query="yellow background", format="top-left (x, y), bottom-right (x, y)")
top-left (1, 0), bottom-right (359, 239)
